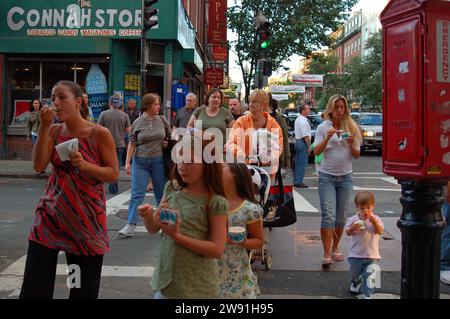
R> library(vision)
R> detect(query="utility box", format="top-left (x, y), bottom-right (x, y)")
top-left (380, 0), bottom-right (450, 181)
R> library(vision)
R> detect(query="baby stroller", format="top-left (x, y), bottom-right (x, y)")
top-left (247, 165), bottom-right (273, 270)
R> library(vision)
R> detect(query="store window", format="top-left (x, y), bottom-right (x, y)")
top-left (42, 62), bottom-right (74, 104)
top-left (9, 61), bottom-right (40, 127)
top-left (8, 58), bottom-right (109, 131)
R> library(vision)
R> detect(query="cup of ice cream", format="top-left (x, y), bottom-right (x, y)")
top-left (228, 226), bottom-right (246, 243)
top-left (356, 220), bottom-right (366, 230)
top-left (159, 209), bottom-right (178, 225)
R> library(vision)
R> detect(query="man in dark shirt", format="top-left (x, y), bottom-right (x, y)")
top-left (173, 93), bottom-right (197, 129)
top-left (98, 95), bottom-right (131, 194)
top-left (229, 98), bottom-right (244, 120)
top-left (125, 98), bottom-right (140, 124)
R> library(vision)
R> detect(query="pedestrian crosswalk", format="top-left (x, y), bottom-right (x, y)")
top-left (105, 174), bottom-right (401, 216)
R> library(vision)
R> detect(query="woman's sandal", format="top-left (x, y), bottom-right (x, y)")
top-left (331, 252), bottom-right (344, 262)
top-left (322, 257), bottom-right (334, 268)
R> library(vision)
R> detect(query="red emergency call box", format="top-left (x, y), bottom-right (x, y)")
top-left (380, 0), bottom-right (450, 181)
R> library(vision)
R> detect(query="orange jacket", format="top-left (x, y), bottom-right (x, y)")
top-left (226, 112), bottom-right (283, 171)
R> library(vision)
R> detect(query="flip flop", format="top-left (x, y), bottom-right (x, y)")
top-left (322, 257), bottom-right (334, 268)
top-left (331, 252), bottom-right (344, 262)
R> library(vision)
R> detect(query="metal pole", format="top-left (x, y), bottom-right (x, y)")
top-left (257, 59), bottom-right (264, 89)
top-left (140, 0), bottom-right (146, 98)
top-left (397, 180), bottom-right (446, 298)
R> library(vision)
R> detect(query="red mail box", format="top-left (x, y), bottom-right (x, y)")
top-left (381, 0), bottom-right (450, 181)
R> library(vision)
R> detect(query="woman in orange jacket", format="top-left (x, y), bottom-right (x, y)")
top-left (226, 89), bottom-right (283, 175)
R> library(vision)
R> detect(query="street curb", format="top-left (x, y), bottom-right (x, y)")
top-left (0, 173), bottom-right (49, 180)
top-left (0, 173), bottom-right (131, 182)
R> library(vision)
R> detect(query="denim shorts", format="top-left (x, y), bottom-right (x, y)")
top-left (318, 172), bottom-right (353, 228)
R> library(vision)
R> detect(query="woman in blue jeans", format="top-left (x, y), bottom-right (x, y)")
top-left (119, 93), bottom-right (170, 237)
top-left (314, 94), bottom-right (362, 268)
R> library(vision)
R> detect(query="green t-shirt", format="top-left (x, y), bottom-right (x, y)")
top-left (192, 106), bottom-right (234, 146)
top-left (310, 143), bottom-right (323, 164)
top-left (151, 181), bottom-right (229, 298)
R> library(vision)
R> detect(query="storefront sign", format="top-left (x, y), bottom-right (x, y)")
top-left (292, 74), bottom-right (324, 87)
top-left (204, 67), bottom-right (224, 86)
top-left (0, 0), bottom-right (146, 38)
top-left (10, 100), bottom-right (30, 127)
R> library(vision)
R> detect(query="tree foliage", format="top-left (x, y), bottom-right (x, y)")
top-left (304, 30), bottom-right (382, 111)
top-left (345, 30), bottom-right (382, 110)
top-left (227, 0), bottom-right (358, 102)
top-left (306, 52), bottom-right (348, 110)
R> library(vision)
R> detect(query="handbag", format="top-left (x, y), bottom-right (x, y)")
top-left (263, 168), bottom-right (297, 227)
top-left (160, 116), bottom-right (175, 176)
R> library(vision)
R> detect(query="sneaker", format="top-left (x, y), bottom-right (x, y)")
top-left (441, 270), bottom-right (450, 285)
top-left (294, 183), bottom-right (309, 188)
top-left (118, 224), bottom-right (135, 237)
top-left (349, 282), bottom-right (361, 294)
top-left (363, 295), bottom-right (373, 299)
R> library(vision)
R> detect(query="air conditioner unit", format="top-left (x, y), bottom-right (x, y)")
top-left (136, 42), bottom-right (165, 66)
top-left (147, 42), bottom-right (165, 66)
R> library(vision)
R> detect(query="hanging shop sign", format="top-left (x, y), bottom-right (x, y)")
top-left (208, 0), bottom-right (227, 62)
top-left (204, 67), bottom-right (224, 86)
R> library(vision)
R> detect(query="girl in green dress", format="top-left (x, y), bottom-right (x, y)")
top-left (218, 163), bottom-right (264, 298)
top-left (138, 132), bottom-right (229, 298)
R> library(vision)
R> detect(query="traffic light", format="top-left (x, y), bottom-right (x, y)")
top-left (143, 0), bottom-right (158, 31)
top-left (255, 12), bottom-right (270, 50)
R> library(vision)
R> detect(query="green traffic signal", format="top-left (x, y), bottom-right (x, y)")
top-left (261, 41), bottom-right (269, 49)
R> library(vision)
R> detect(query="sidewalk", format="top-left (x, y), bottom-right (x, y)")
top-left (0, 160), bottom-right (131, 181)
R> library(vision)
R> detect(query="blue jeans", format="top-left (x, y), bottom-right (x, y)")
top-left (31, 135), bottom-right (38, 144)
top-left (294, 139), bottom-right (308, 184)
top-left (108, 147), bottom-right (126, 194)
top-left (441, 201), bottom-right (450, 271)
top-left (127, 156), bottom-right (167, 225)
top-left (348, 257), bottom-right (379, 298)
top-left (318, 172), bottom-right (353, 228)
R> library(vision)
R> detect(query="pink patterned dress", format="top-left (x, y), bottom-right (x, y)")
top-left (28, 125), bottom-right (109, 255)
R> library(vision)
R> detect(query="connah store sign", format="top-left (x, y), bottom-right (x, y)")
top-left (0, 0), bottom-right (148, 38)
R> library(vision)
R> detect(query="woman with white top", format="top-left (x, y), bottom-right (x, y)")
top-left (313, 94), bottom-right (362, 268)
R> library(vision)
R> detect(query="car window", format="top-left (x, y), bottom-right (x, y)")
top-left (308, 115), bottom-right (323, 129)
top-left (359, 114), bottom-right (382, 125)
top-left (284, 114), bottom-right (298, 131)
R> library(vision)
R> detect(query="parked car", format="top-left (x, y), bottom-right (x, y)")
top-left (284, 113), bottom-right (323, 163)
top-left (351, 112), bottom-right (382, 154)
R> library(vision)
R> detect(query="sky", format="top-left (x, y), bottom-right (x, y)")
top-left (227, 0), bottom-right (390, 83)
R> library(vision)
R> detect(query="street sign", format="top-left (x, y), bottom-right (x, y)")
top-left (292, 74), bottom-right (324, 87)
top-left (269, 85), bottom-right (306, 93)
